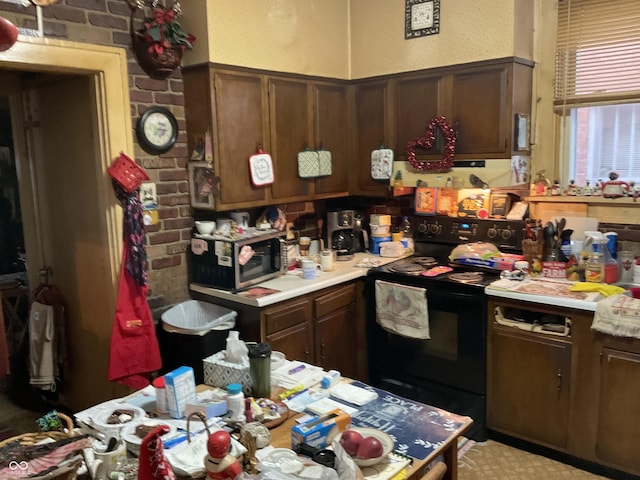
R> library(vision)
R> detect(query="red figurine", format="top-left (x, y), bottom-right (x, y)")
top-left (205, 430), bottom-right (242, 480)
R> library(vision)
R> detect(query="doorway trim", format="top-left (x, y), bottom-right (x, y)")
top-left (0, 36), bottom-right (133, 407)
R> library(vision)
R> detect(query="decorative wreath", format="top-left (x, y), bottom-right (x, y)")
top-left (406, 116), bottom-right (457, 173)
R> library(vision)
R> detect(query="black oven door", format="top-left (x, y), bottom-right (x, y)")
top-left (367, 279), bottom-right (487, 395)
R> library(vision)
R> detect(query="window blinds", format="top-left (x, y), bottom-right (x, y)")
top-left (554, 0), bottom-right (640, 108)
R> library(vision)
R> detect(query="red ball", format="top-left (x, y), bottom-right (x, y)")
top-left (0, 17), bottom-right (18, 53)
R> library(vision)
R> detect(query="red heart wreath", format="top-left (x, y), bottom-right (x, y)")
top-left (406, 116), bottom-right (456, 173)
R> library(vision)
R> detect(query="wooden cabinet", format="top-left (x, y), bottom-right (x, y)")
top-left (183, 68), bottom-right (269, 209)
top-left (264, 297), bottom-right (314, 364)
top-left (488, 323), bottom-right (571, 450)
top-left (183, 65), bottom-right (351, 210)
top-left (595, 348), bottom-right (640, 472)
top-left (353, 81), bottom-right (392, 197)
top-left (487, 296), bottom-right (640, 478)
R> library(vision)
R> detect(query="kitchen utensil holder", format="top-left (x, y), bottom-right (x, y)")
top-left (522, 239), bottom-right (544, 265)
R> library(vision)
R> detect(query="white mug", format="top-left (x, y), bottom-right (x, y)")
top-left (320, 250), bottom-right (336, 271)
top-left (301, 259), bottom-right (322, 279)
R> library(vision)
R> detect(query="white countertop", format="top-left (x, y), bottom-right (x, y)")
top-left (485, 280), bottom-right (601, 312)
top-left (190, 252), bottom-right (405, 307)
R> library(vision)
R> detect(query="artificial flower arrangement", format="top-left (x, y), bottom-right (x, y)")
top-left (138, 1), bottom-right (195, 56)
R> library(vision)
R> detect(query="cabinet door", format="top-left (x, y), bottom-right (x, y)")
top-left (315, 304), bottom-right (357, 379)
top-left (314, 83), bottom-right (350, 196)
top-left (267, 323), bottom-right (314, 364)
top-left (264, 297), bottom-right (313, 363)
top-left (353, 81), bottom-right (391, 196)
top-left (451, 66), bottom-right (508, 157)
top-left (213, 71), bottom-right (269, 206)
top-left (488, 326), bottom-right (571, 449)
top-left (268, 78), bottom-right (312, 201)
top-left (595, 348), bottom-right (640, 472)
top-left (395, 74), bottom-right (442, 160)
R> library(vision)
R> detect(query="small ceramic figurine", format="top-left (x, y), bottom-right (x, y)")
top-left (551, 179), bottom-right (561, 196)
top-left (565, 179), bottom-right (577, 196)
top-left (583, 180), bottom-right (593, 196)
top-left (205, 430), bottom-right (243, 480)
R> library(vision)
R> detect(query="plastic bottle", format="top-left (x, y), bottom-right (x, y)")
top-left (248, 343), bottom-right (272, 399)
top-left (602, 242), bottom-right (618, 284)
top-left (399, 216), bottom-right (414, 251)
top-left (320, 370), bottom-right (341, 389)
top-left (226, 383), bottom-right (245, 422)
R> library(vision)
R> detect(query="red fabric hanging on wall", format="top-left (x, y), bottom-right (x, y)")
top-left (107, 248), bottom-right (161, 390)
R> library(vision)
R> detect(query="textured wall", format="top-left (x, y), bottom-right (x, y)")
top-left (182, 0), bottom-right (351, 78)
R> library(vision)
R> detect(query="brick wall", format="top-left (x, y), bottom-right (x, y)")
top-left (0, 0), bottom-right (191, 312)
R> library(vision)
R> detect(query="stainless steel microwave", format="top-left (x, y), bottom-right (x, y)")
top-left (190, 229), bottom-right (287, 291)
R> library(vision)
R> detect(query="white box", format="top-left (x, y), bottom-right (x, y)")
top-left (164, 366), bottom-right (197, 419)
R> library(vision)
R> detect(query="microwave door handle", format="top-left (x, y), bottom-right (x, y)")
top-left (279, 238), bottom-right (287, 272)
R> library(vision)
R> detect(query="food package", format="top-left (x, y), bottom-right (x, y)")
top-left (379, 241), bottom-right (405, 258)
top-left (457, 188), bottom-right (490, 218)
top-left (449, 242), bottom-right (524, 271)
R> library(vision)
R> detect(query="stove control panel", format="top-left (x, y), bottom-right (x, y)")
top-left (413, 215), bottom-right (525, 250)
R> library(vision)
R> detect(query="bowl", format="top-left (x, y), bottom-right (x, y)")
top-left (195, 221), bottom-right (215, 235)
top-left (333, 427), bottom-right (394, 467)
top-left (121, 419), bottom-right (177, 455)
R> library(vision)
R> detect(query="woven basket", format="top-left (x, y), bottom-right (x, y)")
top-left (108, 152), bottom-right (149, 193)
top-left (130, 8), bottom-right (183, 80)
top-left (0, 411), bottom-right (75, 448)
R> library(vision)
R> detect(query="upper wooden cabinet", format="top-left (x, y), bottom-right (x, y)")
top-left (353, 81), bottom-right (392, 197)
top-left (183, 65), bottom-right (351, 210)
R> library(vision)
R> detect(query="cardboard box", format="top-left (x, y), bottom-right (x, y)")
top-left (414, 187), bottom-right (437, 216)
top-left (164, 366), bottom-right (197, 419)
top-left (291, 409), bottom-right (351, 450)
top-left (203, 350), bottom-right (252, 396)
top-left (457, 188), bottom-right (490, 218)
top-left (184, 398), bottom-right (228, 419)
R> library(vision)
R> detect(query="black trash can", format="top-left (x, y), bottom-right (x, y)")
top-left (158, 300), bottom-right (236, 384)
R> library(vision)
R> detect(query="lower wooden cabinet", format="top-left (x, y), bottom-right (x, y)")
top-left (487, 297), bottom-right (640, 478)
top-left (488, 324), bottom-right (571, 450)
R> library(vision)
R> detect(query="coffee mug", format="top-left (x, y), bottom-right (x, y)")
top-left (301, 259), bottom-right (322, 279)
top-left (320, 249), bottom-right (336, 271)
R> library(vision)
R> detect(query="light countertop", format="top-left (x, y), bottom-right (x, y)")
top-left (190, 252), bottom-right (406, 308)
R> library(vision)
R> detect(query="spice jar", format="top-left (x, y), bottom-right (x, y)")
top-left (585, 252), bottom-right (604, 283)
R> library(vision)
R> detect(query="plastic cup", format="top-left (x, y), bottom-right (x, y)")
top-left (299, 236), bottom-right (311, 256)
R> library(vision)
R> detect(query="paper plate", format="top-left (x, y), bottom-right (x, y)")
top-left (122, 419), bottom-right (177, 454)
top-left (91, 403), bottom-right (146, 432)
top-left (333, 427), bottom-right (394, 467)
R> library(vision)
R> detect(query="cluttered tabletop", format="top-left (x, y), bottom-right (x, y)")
top-left (68, 343), bottom-right (471, 480)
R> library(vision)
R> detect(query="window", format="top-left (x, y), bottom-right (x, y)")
top-left (555, 0), bottom-right (640, 186)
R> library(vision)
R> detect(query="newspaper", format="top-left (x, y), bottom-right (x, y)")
top-left (488, 278), bottom-right (601, 302)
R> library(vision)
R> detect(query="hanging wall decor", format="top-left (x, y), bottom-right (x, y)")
top-left (406, 115), bottom-right (456, 173)
top-left (126, 0), bottom-right (196, 80)
top-left (405, 0), bottom-right (440, 39)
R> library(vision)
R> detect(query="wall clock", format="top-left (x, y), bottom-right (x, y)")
top-left (136, 106), bottom-right (179, 155)
top-left (405, 0), bottom-right (440, 39)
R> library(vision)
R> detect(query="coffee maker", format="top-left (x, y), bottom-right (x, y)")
top-left (326, 210), bottom-right (355, 261)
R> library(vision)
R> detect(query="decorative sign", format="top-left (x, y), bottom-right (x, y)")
top-left (343, 381), bottom-right (471, 461)
top-left (405, 0), bottom-right (440, 39)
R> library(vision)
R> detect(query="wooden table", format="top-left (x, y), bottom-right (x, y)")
top-left (267, 389), bottom-right (472, 480)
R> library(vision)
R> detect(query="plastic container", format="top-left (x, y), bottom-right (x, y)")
top-left (320, 370), bottom-right (340, 389)
top-left (152, 376), bottom-right (168, 414)
top-left (585, 252), bottom-right (604, 283)
top-left (400, 216), bottom-right (414, 250)
top-left (370, 235), bottom-right (392, 254)
top-left (158, 301), bottom-right (237, 383)
top-left (226, 383), bottom-right (245, 422)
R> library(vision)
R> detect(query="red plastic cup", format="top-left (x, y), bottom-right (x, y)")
top-left (630, 288), bottom-right (640, 299)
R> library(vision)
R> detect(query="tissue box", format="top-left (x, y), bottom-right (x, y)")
top-left (164, 366), bottom-right (197, 419)
top-left (203, 350), bottom-right (252, 395)
top-left (291, 409), bottom-right (351, 450)
top-left (184, 399), bottom-right (228, 419)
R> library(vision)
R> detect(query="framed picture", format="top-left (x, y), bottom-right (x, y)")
top-left (514, 113), bottom-right (530, 151)
top-left (415, 186), bottom-right (437, 215)
top-left (405, 0), bottom-right (440, 39)
top-left (188, 161), bottom-right (216, 209)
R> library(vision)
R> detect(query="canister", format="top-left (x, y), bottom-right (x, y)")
top-left (370, 235), bottom-right (391, 255)
top-left (248, 343), bottom-right (272, 398)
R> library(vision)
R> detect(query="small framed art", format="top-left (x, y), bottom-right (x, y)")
top-left (189, 161), bottom-right (216, 209)
top-left (405, 0), bottom-right (440, 39)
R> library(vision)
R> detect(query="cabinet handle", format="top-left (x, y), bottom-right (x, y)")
top-left (305, 346), bottom-right (309, 360)
top-left (455, 119), bottom-right (461, 143)
top-left (321, 342), bottom-right (325, 361)
top-left (556, 368), bottom-right (562, 398)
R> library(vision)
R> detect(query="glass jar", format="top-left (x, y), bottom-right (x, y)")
top-left (585, 252), bottom-right (604, 283)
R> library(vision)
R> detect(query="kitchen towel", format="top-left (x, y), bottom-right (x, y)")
top-left (375, 280), bottom-right (430, 339)
top-left (592, 294), bottom-right (640, 339)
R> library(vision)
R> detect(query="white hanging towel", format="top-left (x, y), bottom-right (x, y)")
top-left (29, 301), bottom-right (56, 390)
top-left (375, 280), bottom-right (430, 339)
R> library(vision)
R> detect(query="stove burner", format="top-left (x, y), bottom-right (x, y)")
top-left (413, 256), bottom-right (438, 267)
top-left (448, 272), bottom-right (485, 284)
top-left (387, 262), bottom-right (425, 274)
